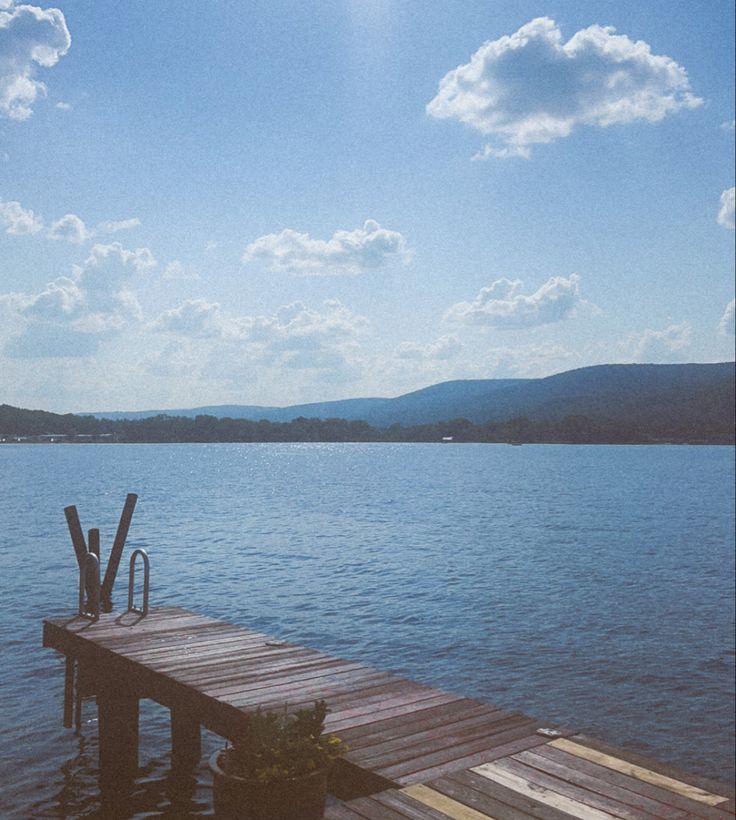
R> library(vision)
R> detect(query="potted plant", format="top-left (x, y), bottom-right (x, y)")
top-left (209, 700), bottom-right (345, 820)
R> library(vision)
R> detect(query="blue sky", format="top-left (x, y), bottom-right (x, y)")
top-left (1, 0), bottom-right (733, 412)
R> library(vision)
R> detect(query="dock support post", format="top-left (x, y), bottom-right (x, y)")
top-left (171, 706), bottom-right (201, 771)
top-left (97, 679), bottom-right (139, 793)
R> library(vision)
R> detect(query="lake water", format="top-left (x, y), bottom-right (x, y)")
top-left (1, 443), bottom-right (734, 818)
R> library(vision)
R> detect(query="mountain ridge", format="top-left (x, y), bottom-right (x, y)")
top-left (78, 363), bottom-right (734, 428)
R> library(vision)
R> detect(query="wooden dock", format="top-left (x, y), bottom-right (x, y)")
top-left (43, 606), bottom-right (735, 818)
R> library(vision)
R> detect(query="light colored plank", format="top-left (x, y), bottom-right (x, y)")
top-left (402, 783), bottom-right (497, 819)
top-left (550, 739), bottom-right (729, 807)
top-left (471, 762), bottom-right (617, 820)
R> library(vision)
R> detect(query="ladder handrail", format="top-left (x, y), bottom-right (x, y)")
top-left (127, 548), bottom-right (150, 616)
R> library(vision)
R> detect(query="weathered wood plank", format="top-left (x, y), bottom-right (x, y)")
top-left (352, 710), bottom-right (526, 769)
top-left (396, 733), bottom-right (549, 787)
top-left (401, 783), bottom-right (494, 819)
top-left (471, 761), bottom-right (618, 820)
top-left (438, 770), bottom-right (573, 820)
top-left (380, 719), bottom-right (540, 780)
top-left (493, 756), bottom-right (665, 820)
top-left (532, 744), bottom-right (730, 820)
top-left (374, 789), bottom-right (464, 820)
top-left (515, 748), bottom-right (687, 819)
top-left (550, 739), bottom-right (730, 807)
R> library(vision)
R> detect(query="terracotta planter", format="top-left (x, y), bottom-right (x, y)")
top-left (209, 750), bottom-right (328, 820)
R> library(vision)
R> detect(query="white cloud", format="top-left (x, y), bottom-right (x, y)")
top-left (718, 187), bottom-right (735, 229)
top-left (55, 99), bottom-right (70, 110)
top-left (721, 120), bottom-right (736, 131)
top-left (0, 197), bottom-right (43, 234)
top-left (153, 298), bottom-right (368, 376)
top-left (152, 298), bottom-right (229, 339)
top-left (99, 217), bottom-right (141, 234)
top-left (446, 274), bottom-right (586, 328)
top-left (243, 219), bottom-right (409, 276)
top-left (719, 300), bottom-right (735, 336)
top-left (395, 335), bottom-right (462, 361)
top-left (48, 213), bottom-right (91, 244)
top-left (0, 2), bottom-right (71, 120)
top-left (4, 241), bottom-right (155, 358)
top-left (625, 322), bottom-right (692, 362)
top-left (427, 17), bottom-right (702, 158)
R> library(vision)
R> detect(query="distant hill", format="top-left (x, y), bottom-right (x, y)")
top-left (81, 363), bottom-right (734, 430)
top-left (2, 362), bottom-right (733, 444)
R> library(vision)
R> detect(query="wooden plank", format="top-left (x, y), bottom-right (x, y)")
top-left (550, 738), bottom-right (730, 807)
top-left (330, 694), bottom-right (466, 736)
top-left (441, 770), bottom-right (574, 820)
top-left (375, 790), bottom-right (465, 820)
top-left (379, 719), bottom-right (540, 780)
top-left (493, 756), bottom-right (666, 820)
top-left (340, 795), bottom-right (416, 820)
top-left (348, 708), bottom-right (509, 760)
top-left (396, 734), bottom-right (549, 787)
top-left (532, 744), bottom-right (731, 820)
top-left (569, 735), bottom-right (735, 803)
top-left (336, 701), bottom-right (492, 746)
top-left (352, 710), bottom-right (527, 769)
top-left (226, 668), bottom-right (395, 708)
top-left (516, 748), bottom-right (687, 819)
top-left (324, 804), bottom-right (375, 820)
top-left (402, 783), bottom-right (496, 819)
top-left (471, 761), bottom-right (618, 820)
top-left (199, 660), bottom-right (368, 698)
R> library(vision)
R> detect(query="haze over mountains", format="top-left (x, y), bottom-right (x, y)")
top-left (84, 363), bottom-right (734, 429)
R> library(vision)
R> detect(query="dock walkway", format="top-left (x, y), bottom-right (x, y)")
top-left (43, 606), bottom-right (734, 818)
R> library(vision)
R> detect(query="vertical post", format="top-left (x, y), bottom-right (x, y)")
top-left (101, 494), bottom-right (138, 613)
top-left (97, 676), bottom-right (139, 793)
top-left (63, 657), bottom-right (74, 729)
top-left (171, 706), bottom-right (201, 771)
top-left (88, 528), bottom-right (100, 560)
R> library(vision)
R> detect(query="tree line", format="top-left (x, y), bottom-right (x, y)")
top-left (1, 404), bottom-right (732, 444)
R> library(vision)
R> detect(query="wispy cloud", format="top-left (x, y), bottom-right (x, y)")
top-left (719, 300), bottom-right (735, 336)
top-left (243, 220), bottom-right (409, 276)
top-left (446, 274), bottom-right (587, 328)
top-left (395, 335), bottom-right (462, 361)
top-left (624, 322), bottom-right (691, 362)
top-left (99, 217), bottom-right (141, 234)
top-left (0, 2), bottom-right (71, 120)
top-left (718, 187), bottom-right (735, 229)
top-left (427, 17), bottom-right (702, 158)
top-left (0, 197), bottom-right (43, 234)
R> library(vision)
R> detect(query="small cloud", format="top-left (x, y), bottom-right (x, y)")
top-left (48, 213), bottom-right (91, 244)
top-left (55, 100), bottom-right (71, 110)
top-left (99, 217), bottom-right (141, 234)
top-left (446, 274), bottom-right (587, 329)
top-left (719, 300), bottom-right (735, 336)
top-left (0, 2), bottom-right (71, 120)
top-left (427, 17), bottom-right (702, 158)
top-left (717, 187), bottom-right (735, 229)
top-left (721, 120), bottom-right (736, 131)
top-left (395, 335), bottom-right (462, 361)
top-left (243, 219), bottom-right (410, 276)
top-left (205, 240), bottom-right (218, 252)
top-left (0, 197), bottom-right (43, 234)
top-left (624, 322), bottom-right (692, 362)
top-left (152, 298), bottom-right (226, 338)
